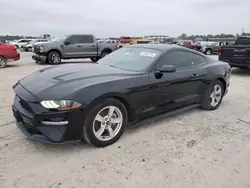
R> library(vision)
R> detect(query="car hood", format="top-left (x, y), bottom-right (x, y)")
top-left (19, 63), bottom-right (139, 100)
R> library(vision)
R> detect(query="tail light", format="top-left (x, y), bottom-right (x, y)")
top-left (116, 44), bottom-right (122, 49)
top-left (11, 45), bottom-right (17, 51)
top-left (218, 48), bottom-right (222, 56)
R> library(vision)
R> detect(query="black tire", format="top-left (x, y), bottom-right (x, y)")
top-left (101, 51), bottom-right (111, 58)
top-left (205, 49), bottom-right (212, 55)
top-left (83, 98), bottom-right (128, 147)
top-left (0, 56), bottom-right (7, 68)
top-left (201, 80), bottom-right (224, 110)
top-left (90, 57), bottom-right (99, 62)
top-left (47, 51), bottom-right (61, 65)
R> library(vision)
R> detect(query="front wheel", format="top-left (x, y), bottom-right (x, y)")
top-left (90, 57), bottom-right (99, 62)
top-left (47, 51), bottom-right (61, 65)
top-left (205, 49), bottom-right (212, 55)
top-left (83, 98), bottom-right (128, 147)
top-left (201, 80), bottom-right (224, 110)
top-left (0, 56), bottom-right (7, 68)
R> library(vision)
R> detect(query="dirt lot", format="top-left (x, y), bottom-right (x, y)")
top-left (1, 52), bottom-right (250, 188)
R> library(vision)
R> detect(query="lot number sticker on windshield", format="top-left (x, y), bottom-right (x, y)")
top-left (140, 52), bottom-right (157, 57)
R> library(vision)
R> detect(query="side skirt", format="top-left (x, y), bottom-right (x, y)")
top-left (131, 104), bottom-right (200, 127)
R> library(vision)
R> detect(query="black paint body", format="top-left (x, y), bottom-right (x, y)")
top-left (12, 44), bottom-right (231, 143)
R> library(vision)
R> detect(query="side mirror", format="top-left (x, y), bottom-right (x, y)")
top-left (64, 41), bottom-right (70, 45)
top-left (159, 65), bottom-right (176, 73)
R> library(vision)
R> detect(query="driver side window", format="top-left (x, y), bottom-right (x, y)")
top-left (156, 51), bottom-right (193, 70)
top-left (65, 36), bottom-right (79, 45)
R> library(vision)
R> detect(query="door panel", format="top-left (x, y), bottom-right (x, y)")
top-left (140, 50), bottom-right (206, 118)
top-left (145, 68), bottom-right (201, 116)
top-left (63, 44), bottom-right (82, 57)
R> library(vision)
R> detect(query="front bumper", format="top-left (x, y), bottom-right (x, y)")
top-left (32, 54), bottom-right (47, 63)
top-left (12, 84), bottom-right (86, 144)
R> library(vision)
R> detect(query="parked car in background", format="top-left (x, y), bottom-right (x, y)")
top-left (118, 39), bottom-right (154, 48)
top-left (176, 40), bottom-right (201, 51)
top-left (201, 41), bottom-right (235, 55)
top-left (106, 40), bottom-right (118, 43)
top-left (12, 44), bottom-right (231, 146)
top-left (0, 43), bottom-right (20, 68)
top-left (10, 39), bottom-right (34, 49)
top-left (219, 36), bottom-right (250, 69)
top-left (22, 39), bottom-right (50, 52)
top-left (119, 37), bottom-right (132, 44)
top-left (194, 41), bottom-right (215, 47)
top-left (32, 34), bottom-right (119, 64)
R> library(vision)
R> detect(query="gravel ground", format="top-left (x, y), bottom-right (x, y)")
top-left (1, 52), bottom-right (250, 188)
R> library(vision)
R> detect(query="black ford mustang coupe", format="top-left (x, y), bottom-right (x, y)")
top-left (12, 44), bottom-right (231, 147)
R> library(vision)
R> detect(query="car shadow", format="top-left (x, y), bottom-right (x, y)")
top-left (231, 68), bottom-right (250, 76)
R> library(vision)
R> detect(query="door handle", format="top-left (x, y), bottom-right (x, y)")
top-left (191, 73), bottom-right (199, 77)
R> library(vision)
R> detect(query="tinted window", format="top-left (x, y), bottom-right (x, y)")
top-left (156, 51), bottom-right (194, 69)
top-left (97, 47), bottom-right (162, 72)
top-left (191, 53), bottom-right (206, 65)
top-left (66, 36), bottom-right (79, 44)
top-left (79, 35), bottom-right (94, 43)
top-left (235, 38), bottom-right (250, 45)
top-left (67, 35), bottom-right (94, 44)
top-left (183, 41), bottom-right (192, 45)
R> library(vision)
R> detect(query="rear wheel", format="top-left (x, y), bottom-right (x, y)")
top-left (90, 57), bottom-right (99, 62)
top-left (0, 56), bottom-right (7, 68)
top-left (101, 51), bottom-right (111, 58)
top-left (83, 98), bottom-right (128, 147)
top-left (201, 80), bottom-right (224, 110)
top-left (47, 51), bottom-right (61, 65)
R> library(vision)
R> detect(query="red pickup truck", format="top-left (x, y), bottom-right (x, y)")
top-left (0, 43), bottom-right (20, 68)
top-left (176, 40), bottom-right (201, 51)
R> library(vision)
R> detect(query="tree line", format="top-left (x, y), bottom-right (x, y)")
top-left (178, 33), bottom-right (250, 40)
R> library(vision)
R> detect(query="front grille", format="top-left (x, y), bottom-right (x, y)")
top-left (33, 46), bottom-right (40, 53)
top-left (19, 98), bottom-right (33, 113)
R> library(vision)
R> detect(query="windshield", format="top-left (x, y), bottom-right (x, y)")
top-left (97, 47), bottom-right (162, 72)
top-left (52, 36), bottom-right (67, 42)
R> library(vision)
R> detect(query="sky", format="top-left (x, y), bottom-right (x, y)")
top-left (0, 0), bottom-right (250, 38)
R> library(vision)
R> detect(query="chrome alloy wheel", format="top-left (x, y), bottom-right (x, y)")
top-left (51, 53), bottom-right (60, 64)
top-left (210, 84), bottom-right (222, 107)
top-left (93, 106), bottom-right (123, 141)
top-left (0, 57), bottom-right (6, 68)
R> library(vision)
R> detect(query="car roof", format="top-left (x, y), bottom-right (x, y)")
top-left (127, 44), bottom-right (187, 52)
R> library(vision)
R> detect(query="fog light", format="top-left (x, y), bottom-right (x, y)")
top-left (41, 121), bottom-right (68, 126)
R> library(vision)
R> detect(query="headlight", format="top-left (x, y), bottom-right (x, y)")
top-left (40, 100), bottom-right (81, 111)
top-left (39, 46), bottom-right (46, 52)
